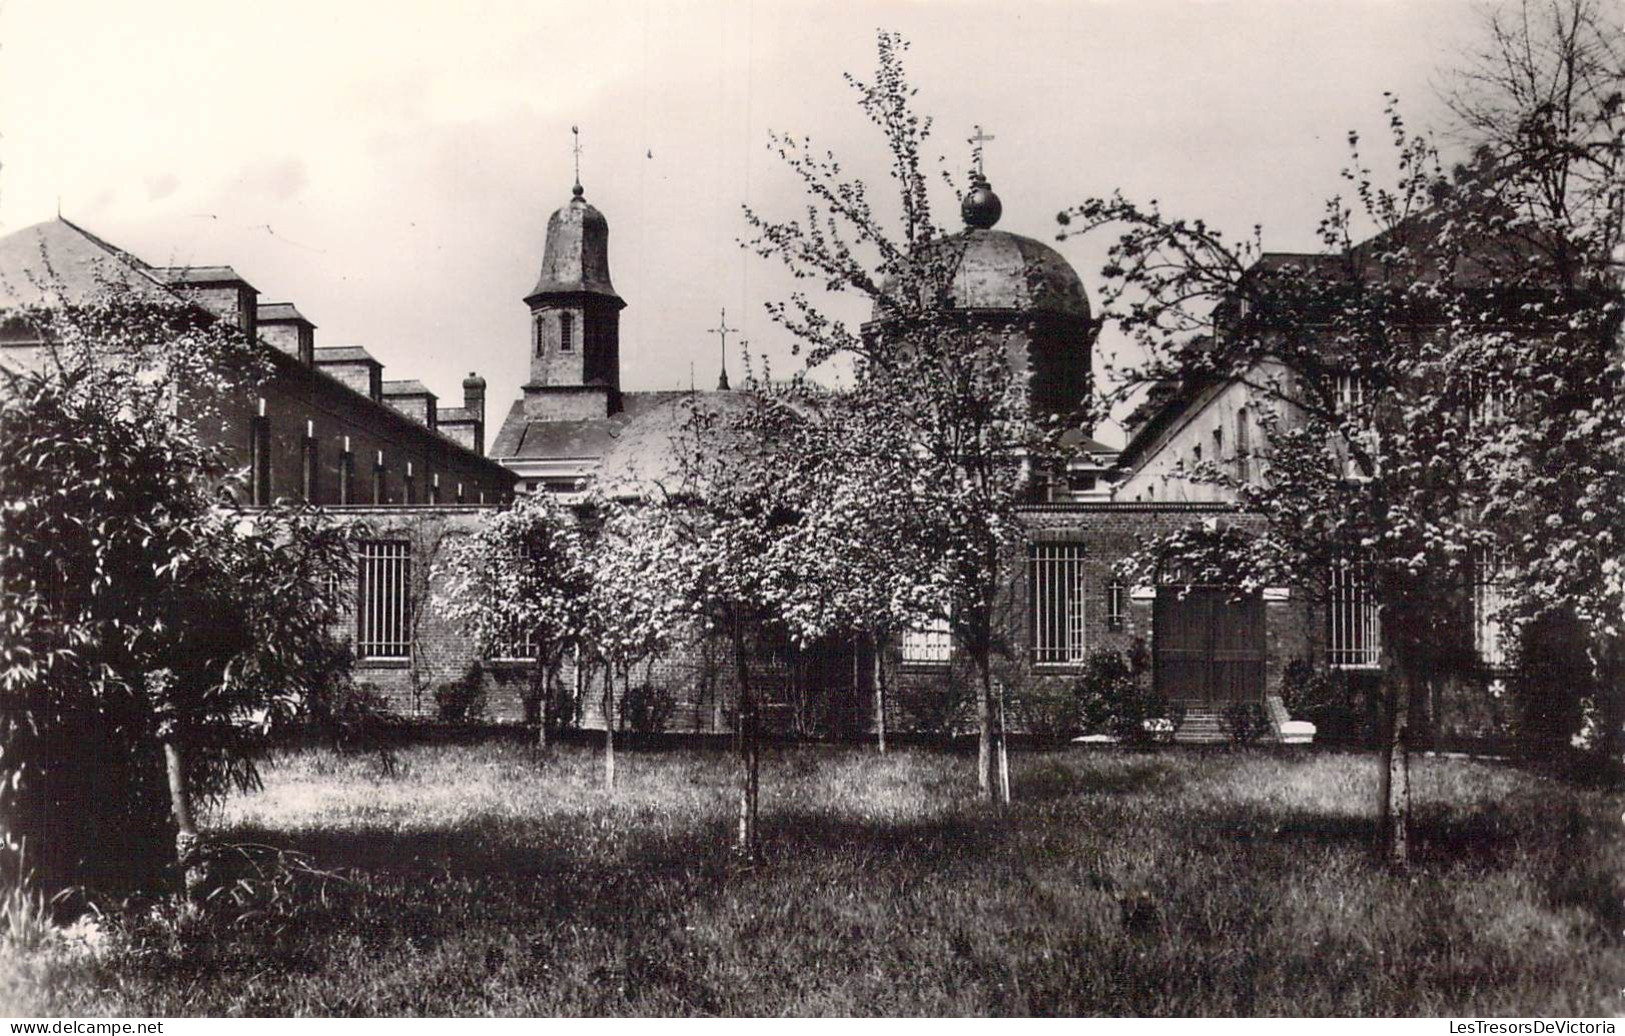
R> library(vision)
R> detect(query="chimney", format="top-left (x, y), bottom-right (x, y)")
top-left (463, 371), bottom-right (487, 423)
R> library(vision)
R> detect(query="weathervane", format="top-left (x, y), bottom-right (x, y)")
top-left (968, 124), bottom-right (995, 179)
top-left (709, 307), bottom-right (738, 391)
top-left (571, 124), bottom-right (583, 192)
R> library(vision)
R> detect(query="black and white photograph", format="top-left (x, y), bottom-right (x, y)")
top-left (0, 0), bottom-right (1622, 1020)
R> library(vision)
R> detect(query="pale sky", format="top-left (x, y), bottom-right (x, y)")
top-left (0, 0), bottom-right (1490, 444)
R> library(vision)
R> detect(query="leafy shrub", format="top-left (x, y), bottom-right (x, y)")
top-left (1, 299), bottom-right (354, 891)
top-left (1005, 680), bottom-right (1078, 746)
top-left (1220, 702), bottom-right (1268, 743)
top-left (894, 677), bottom-right (972, 741)
top-left (1071, 643), bottom-right (1166, 742)
top-left (434, 664), bottom-right (487, 723)
top-left (1280, 658), bottom-right (1331, 716)
top-left (622, 682), bottom-right (677, 735)
top-left (1282, 659), bottom-right (1379, 745)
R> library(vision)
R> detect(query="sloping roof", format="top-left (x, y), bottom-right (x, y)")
top-left (313, 344), bottom-right (379, 365)
top-left (437, 406), bottom-right (479, 424)
top-left (492, 390), bottom-right (691, 461)
top-left (382, 379), bottom-right (433, 397)
top-left (152, 265), bottom-right (251, 286)
top-left (257, 301), bottom-right (313, 324)
top-left (0, 218), bottom-right (177, 307)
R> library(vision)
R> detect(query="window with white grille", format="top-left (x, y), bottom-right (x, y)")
top-left (1106, 578), bottom-right (1126, 630)
top-left (900, 615), bottom-right (952, 666)
top-left (1327, 559), bottom-right (1380, 669)
top-left (1235, 407), bottom-right (1251, 482)
top-left (1030, 543), bottom-right (1087, 666)
top-left (1334, 374), bottom-right (1366, 411)
top-left (1474, 549), bottom-right (1511, 669)
top-left (1470, 379), bottom-right (1509, 430)
top-left (356, 540), bottom-right (412, 660)
top-left (1332, 375), bottom-right (1379, 478)
top-left (493, 627), bottom-right (538, 662)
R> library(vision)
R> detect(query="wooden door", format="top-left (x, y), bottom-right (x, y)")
top-left (1153, 588), bottom-right (1266, 705)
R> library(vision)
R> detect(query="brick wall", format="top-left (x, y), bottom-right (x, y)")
top-left (334, 499), bottom-right (1491, 743)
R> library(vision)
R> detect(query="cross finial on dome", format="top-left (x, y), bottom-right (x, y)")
top-left (968, 124), bottom-right (995, 180)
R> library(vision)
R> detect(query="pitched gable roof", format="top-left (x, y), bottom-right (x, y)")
top-left (0, 218), bottom-right (176, 307)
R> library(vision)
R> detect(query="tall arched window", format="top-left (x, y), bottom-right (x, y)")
top-left (559, 312), bottom-right (574, 353)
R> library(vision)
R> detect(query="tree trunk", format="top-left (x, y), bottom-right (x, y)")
top-left (534, 636), bottom-right (549, 751)
top-left (162, 739), bottom-right (206, 900)
top-left (732, 618), bottom-right (760, 860)
top-left (572, 645), bottom-right (585, 731)
top-left (995, 678), bottom-right (1011, 804)
top-left (976, 652), bottom-right (994, 801)
top-left (873, 635), bottom-right (887, 755)
top-left (602, 666), bottom-right (615, 791)
top-left (1595, 635), bottom-right (1625, 778)
top-left (1378, 683), bottom-right (1410, 867)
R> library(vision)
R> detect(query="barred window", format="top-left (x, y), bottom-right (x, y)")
top-left (559, 312), bottom-right (574, 353)
top-left (1474, 549), bottom-right (1511, 669)
top-left (1327, 559), bottom-right (1380, 669)
top-left (900, 615), bottom-right (952, 666)
top-left (357, 540), bottom-right (411, 660)
top-left (1030, 543), bottom-right (1087, 666)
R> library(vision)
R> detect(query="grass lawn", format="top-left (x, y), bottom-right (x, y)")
top-left (6, 741), bottom-right (1624, 1016)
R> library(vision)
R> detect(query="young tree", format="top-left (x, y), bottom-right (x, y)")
top-left (0, 295), bottom-right (353, 892)
top-left (712, 379), bottom-right (948, 753)
top-left (441, 491), bottom-right (590, 747)
top-left (745, 32), bottom-right (1052, 800)
top-left (1440, 0), bottom-right (1624, 771)
top-left (578, 501), bottom-right (689, 790)
top-left (1062, 105), bottom-right (1514, 864)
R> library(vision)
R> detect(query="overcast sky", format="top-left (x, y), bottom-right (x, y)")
top-left (0, 0), bottom-right (1490, 444)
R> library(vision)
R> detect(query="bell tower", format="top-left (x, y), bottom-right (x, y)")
top-left (523, 131), bottom-right (626, 421)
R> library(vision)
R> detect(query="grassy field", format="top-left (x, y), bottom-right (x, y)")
top-left (5, 740), bottom-right (1624, 1016)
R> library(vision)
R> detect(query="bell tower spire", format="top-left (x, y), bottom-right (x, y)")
top-left (522, 128), bottom-right (627, 422)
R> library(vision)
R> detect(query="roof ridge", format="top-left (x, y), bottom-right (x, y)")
top-left (54, 216), bottom-right (178, 296)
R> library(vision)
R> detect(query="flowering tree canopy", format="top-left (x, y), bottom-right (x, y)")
top-left (1, 294), bottom-right (353, 888)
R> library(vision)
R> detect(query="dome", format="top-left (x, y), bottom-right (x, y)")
top-left (871, 182), bottom-right (1090, 323)
top-left (526, 189), bottom-right (622, 304)
top-left (463, 371), bottom-right (487, 390)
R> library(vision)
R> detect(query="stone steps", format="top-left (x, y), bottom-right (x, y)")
top-left (1173, 707), bottom-right (1230, 744)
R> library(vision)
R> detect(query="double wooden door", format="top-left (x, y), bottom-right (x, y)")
top-left (1153, 588), bottom-right (1266, 705)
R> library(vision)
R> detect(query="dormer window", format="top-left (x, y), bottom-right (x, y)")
top-left (559, 312), bottom-right (574, 353)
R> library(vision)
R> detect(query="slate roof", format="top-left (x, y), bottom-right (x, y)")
top-left (437, 406), bottom-right (479, 423)
top-left (152, 265), bottom-right (250, 286)
top-left (382, 379), bottom-right (433, 397)
top-left (313, 345), bottom-right (380, 365)
top-left (257, 302), bottom-right (313, 324)
top-left (0, 218), bottom-right (176, 307)
top-left (492, 391), bottom-right (690, 460)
